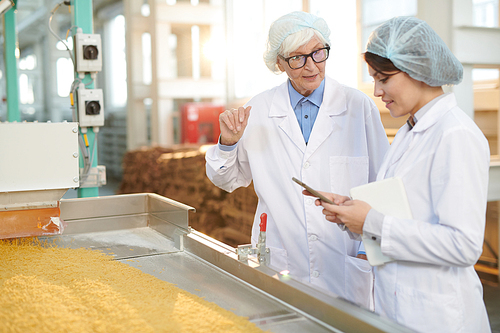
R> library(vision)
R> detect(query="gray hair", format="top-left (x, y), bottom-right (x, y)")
top-left (263, 11), bottom-right (331, 74)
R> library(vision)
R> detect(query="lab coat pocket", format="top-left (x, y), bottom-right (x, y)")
top-left (330, 156), bottom-right (369, 196)
top-left (344, 255), bottom-right (373, 310)
top-left (395, 284), bottom-right (461, 333)
top-left (268, 246), bottom-right (288, 272)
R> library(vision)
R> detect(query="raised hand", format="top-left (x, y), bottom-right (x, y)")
top-left (219, 106), bottom-right (251, 146)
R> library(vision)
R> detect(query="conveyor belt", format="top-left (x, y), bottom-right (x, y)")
top-left (50, 193), bottom-right (412, 333)
top-left (47, 227), bottom-right (335, 332)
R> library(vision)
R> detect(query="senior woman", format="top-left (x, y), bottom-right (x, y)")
top-left (309, 17), bottom-right (491, 332)
top-left (205, 11), bottom-right (389, 308)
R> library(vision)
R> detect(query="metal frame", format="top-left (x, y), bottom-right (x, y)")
top-left (58, 193), bottom-right (413, 332)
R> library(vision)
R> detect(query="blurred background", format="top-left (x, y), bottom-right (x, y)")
top-left (1, 1), bottom-right (500, 326)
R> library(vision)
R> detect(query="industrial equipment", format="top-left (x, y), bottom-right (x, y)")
top-left (77, 85), bottom-right (104, 127)
top-left (0, 122), bottom-right (411, 331)
top-left (47, 193), bottom-right (412, 333)
top-left (237, 213), bottom-right (270, 265)
top-left (0, 0), bottom-right (13, 15)
top-left (0, 121), bottom-right (79, 239)
top-left (74, 28), bottom-right (102, 75)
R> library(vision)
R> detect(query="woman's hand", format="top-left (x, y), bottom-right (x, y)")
top-left (302, 190), bottom-right (350, 224)
top-left (321, 200), bottom-right (372, 235)
top-left (302, 189), bottom-right (371, 234)
top-left (219, 106), bottom-right (251, 146)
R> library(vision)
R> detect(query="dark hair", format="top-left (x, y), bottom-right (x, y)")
top-left (363, 52), bottom-right (401, 75)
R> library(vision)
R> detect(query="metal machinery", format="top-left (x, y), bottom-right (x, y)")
top-left (0, 122), bottom-right (410, 332)
top-left (54, 194), bottom-right (413, 333)
top-left (0, 122), bottom-right (79, 239)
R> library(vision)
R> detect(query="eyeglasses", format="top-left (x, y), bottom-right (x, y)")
top-left (279, 46), bottom-right (330, 70)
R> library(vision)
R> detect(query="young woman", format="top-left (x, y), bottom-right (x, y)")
top-left (309, 16), bottom-right (491, 332)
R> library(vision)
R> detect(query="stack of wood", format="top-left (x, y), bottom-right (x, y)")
top-left (118, 145), bottom-right (257, 247)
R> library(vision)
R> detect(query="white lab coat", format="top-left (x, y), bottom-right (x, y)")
top-left (373, 93), bottom-right (491, 332)
top-left (206, 76), bottom-right (389, 308)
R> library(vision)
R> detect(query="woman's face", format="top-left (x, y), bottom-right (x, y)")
top-left (277, 37), bottom-right (326, 97)
top-left (368, 66), bottom-right (428, 118)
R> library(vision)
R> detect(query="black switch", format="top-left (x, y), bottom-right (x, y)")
top-left (85, 101), bottom-right (101, 115)
top-left (83, 45), bottom-right (99, 60)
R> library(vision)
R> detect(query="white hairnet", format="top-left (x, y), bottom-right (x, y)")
top-left (264, 11), bottom-right (331, 73)
top-left (366, 16), bottom-right (463, 86)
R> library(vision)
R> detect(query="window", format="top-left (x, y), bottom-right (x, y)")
top-left (19, 54), bottom-right (38, 105)
top-left (105, 14), bottom-right (127, 108)
top-left (473, 68), bottom-right (500, 81)
top-left (56, 57), bottom-right (73, 97)
top-left (142, 32), bottom-right (152, 85)
top-left (56, 40), bottom-right (73, 51)
top-left (191, 25), bottom-right (200, 80)
top-left (168, 34), bottom-right (178, 78)
top-left (473, 0), bottom-right (499, 27)
top-left (19, 73), bottom-right (34, 104)
top-left (19, 54), bottom-right (37, 70)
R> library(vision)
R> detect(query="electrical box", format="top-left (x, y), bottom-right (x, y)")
top-left (0, 122), bottom-right (80, 192)
top-left (181, 103), bottom-right (224, 144)
top-left (77, 88), bottom-right (104, 127)
top-left (74, 32), bottom-right (102, 73)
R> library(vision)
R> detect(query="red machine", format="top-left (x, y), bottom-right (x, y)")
top-left (180, 103), bottom-right (224, 144)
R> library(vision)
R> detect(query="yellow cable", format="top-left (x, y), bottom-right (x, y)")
top-left (83, 133), bottom-right (89, 147)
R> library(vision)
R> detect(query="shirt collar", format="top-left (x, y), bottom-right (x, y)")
top-left (407, 93), bottom-right (448, 130)
top-left (288, 79), bottom-right (325, 109)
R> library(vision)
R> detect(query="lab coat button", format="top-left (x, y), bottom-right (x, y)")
top-left (303, 162), bottom-right (310, 169)
top-left (310, 235), bottom-right (318, 241)
top-left (371, 236), bottom-right (377, 241)
top-left (306, 199), bottom-right (313, 205)
top-left (312, 270), bottom-right (320, 278)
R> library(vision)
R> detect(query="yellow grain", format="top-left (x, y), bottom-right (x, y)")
top-left (0, 238), bottom-right (264, 333)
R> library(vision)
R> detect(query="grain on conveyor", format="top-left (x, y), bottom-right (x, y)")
top-left (0, 238), bottom-right (264, 333)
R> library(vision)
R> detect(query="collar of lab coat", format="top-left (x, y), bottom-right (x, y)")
top-left (410, 93), bottom-right (457, 133)
top-left (269, 76), bottom-right (347, 155)
top-left (377, 93), bottom-right (459, 180)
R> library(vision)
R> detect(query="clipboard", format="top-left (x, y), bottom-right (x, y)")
top-left (349, 177), bottom-right (412, 266)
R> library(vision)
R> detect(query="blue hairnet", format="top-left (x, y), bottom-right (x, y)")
top-left (264, 11), bottom-right (331, 73)
top-left (366, 16), bottom-right (463, 86)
